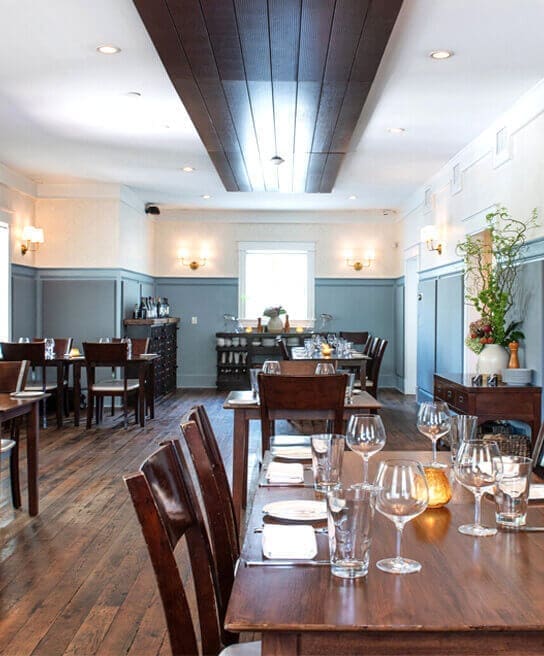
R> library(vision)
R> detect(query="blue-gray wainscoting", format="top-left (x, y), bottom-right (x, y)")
top-left (11, 266), bottom-right (406, 390)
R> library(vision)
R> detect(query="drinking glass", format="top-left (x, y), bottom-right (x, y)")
top-left (18, 337), bottom-right (30, 343)
top-left (45, 338), bottom-right (55, 358)
top-left (449, 414), bottom-right (478, 464)
top-left (315, 362), bottom-right (335, 375)
top-left (249, 368), bottom-right (260, 399)
top-left (99, 337), bottom-right (111, 343)
top-left (374, 460), bottom-right (429, 574)
top-left (454, 439), bottom-right (503, 537)
top-left (311, 433), bottom-right (345, 492)
top-left (262, 360), bottom-right (281, 375)
top-left (495, 455), bottom-right (532, 527)
top-left (346, 415), bottom-right (386, 484)
top-left (417, 401), bottom-right (451, 468)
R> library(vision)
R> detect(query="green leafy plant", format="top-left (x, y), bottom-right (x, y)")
top-left (263, 306), bottom-right (286, 318)
top-left (456, 207), bottom-right (538, 353)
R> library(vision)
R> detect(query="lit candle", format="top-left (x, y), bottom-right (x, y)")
top-left (245, 326), bottom-right (253, 333)
top-left (423, 466), bottom-right (452, 508)
top-left (321, 344), bottom-right (332, 356)
top-left (295, 326), bottom-right (304, 333)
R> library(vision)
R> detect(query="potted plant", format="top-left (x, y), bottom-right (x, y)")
top-left (456, 206), bottom-right (538, 374)
top-left (263, 306), bottom-right (286, 333)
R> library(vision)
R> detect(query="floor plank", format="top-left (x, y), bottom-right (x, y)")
top-left (0, 389), bottom-right (422, 656)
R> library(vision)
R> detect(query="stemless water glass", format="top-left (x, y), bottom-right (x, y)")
top-left (346, 415), bottom-right (386, 483)
top-left (45, 337), bottom-right (55, 358)
top-left (454, 439), bottom-right (503, 537)
top-left (18, 337), bottom-right (31, 343)
top-left (99, 337), bottom-right (111, 344)
top-left (315, 362), bottom-right (335, 375)
top-left (417, 401), bottom-right (451, 468)
top-left (262, 360), bottom-right (281, 375)
top-left (374, 460), bottom-right (429, 574)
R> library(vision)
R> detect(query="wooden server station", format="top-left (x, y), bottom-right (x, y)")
top-left (124, 318), bottom-right (179, 398)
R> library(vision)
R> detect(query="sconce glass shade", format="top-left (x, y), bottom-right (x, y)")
top-left (423, 465), bottom-right (452, 508)
top-left (21, 226), bottom-right (45, 255)
top-left (420, 225), bottom-right (438, 243)
top-left (32, 227), bottom-right (45, 244)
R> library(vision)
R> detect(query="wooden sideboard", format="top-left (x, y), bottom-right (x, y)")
top-left (124, 318), bottom-right (179, 398)
top-left (434, 373), bottom-right (542, 447)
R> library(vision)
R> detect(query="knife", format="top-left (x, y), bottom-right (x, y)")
top-left (243, 559), bottom-right (330, 567)
top-left (502, 526), bottom-right (544, 532)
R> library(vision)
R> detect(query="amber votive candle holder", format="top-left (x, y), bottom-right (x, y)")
top-left (423, 465), bottom-right (452, 509)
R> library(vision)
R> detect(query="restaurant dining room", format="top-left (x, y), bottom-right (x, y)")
top-left (3, 1), bottom-right (544, 655)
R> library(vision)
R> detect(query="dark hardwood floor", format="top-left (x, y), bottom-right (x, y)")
top-left (0, 389), bottom-right (422, 656)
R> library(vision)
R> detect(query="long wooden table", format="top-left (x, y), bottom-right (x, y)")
top-left (44, 354), bottom-right (158, 427)
top-left (223, 390), bottom-right (382, 526)
top-left (291, 347), bottom-right (370, 386)
top-left (226, 450), bottom-right (544, 655)
top-left (0, 392), bottom-right (45, 515)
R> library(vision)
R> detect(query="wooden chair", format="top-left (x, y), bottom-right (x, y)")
top-left (363, 334), bottom-right (374, 355)
top-left (366, 338), bottom-right (388, 398)
top-left (0, 341), bottom-right (64, 428)
top-left (180, 409), bottom-right (240, 640)
top-left (279, 360), bottom-right (332, 375)
top-left (124, 441), bottom-right (258, 656)
top-left (0, 360), bottom-right (30, 507)
top-left (277, 337), bottom-right (291, 360)
top-left (339, 331), bottom-right (369, 348)
top-left (82, 342), bottom-right (143, 429)
top-left (110, 338), bottom-right (150, 415)
top-left (258, 373), bottom-right (347, 455)
top-left (33, 338), bottom-right (73, 416)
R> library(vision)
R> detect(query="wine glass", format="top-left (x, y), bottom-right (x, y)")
top-left (454, 439), bottom-right (503, 537)
top-left (262, 360), bottom-right (281, 375)
top-left (346, 415), bottom-right (386, 483)
top-left (44, 337), bottom-right (55, 358)
top-left (99, 337), bottom-right (111, 344)
top-left (315, 362), bottom-right (335, 375)
top-left (417, 401), bottom-right (451, 468)
top-left (374, 460), bottom-right (429, 574)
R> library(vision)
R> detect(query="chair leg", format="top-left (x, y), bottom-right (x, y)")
top-left (41, 398), bottom-right (47, 429)
top-left (86, 391), bottom-right (94, 429)
top-left (111, 396), bottom-right (115, 416)
top-left (10, 420), bottom-right (21, 509)
top-left (123, 392), bottom-right (128, 429)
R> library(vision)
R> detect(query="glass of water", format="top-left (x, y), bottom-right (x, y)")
top-left (262, 360), bottom-right (281, 375)
top-left (494, 455), bottom-right (532, 528)
top-left (311, 433), bottom-right (345, 492)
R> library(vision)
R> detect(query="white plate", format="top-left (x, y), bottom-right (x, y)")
top-left (272, 446), bottom-right (312, 460)
top-left (263, 499), bottom-right (327, 522)
top-left (10, 391), bottom-right (44, 398)
top-left (228, 397), bottom-right (257, 406)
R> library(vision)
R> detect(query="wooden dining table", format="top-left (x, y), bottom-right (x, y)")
top-left (0, 392), bottom-right (47, 515)
top-left (291, 347), bottom-right (370, 386)
top-left (225, 450), bottom-right (544, 655)
top-left (223, 390), bottom-right (382, 526)
top-left (45, 353), bottom-right (159, 427)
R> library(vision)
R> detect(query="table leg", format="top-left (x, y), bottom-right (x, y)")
top-left (148, 361), bottom-right (155, 419)
top-left (55, 363), bottom-right (63, 428)
top-left (138, 365), bottom-right (145, 427)
top-left (27, 401), bottom-right (39, 516)
top-left (73, 362), bottom-right (81, 427)
top-left (232, 409), bottom-right (249, 527)
top-left (360, 360), bottom-right (367, 389)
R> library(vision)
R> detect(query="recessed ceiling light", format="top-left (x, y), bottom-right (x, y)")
top-left (387, 127), bottom-right (405, 134)
top-left (348, 195), bottom-right (357, 200)
top-left (270, 155), bottom-right (285, 166)
top-left (96, 45), bottom-right (121, 55)
top-left (182, 166), bottom-right (195, 172)
top-left (429, 50), bottom-right (453, 60)
top-left (202, 194), bottom-right (211, 199)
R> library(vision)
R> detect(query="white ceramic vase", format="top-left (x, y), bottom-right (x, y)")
top-left (266, 315), bottom-right (284, 333)
top-left (477, 343), bottom-right (509, 375)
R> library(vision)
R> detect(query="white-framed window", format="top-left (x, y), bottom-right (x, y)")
top-left (238, 241), bottom-right (315, 322)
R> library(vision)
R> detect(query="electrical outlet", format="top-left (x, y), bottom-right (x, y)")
top-left (191, 316), bottom-right (198, 325)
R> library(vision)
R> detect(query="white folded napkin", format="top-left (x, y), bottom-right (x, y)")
top-left (272, 446), bottom-right (312, 460)
top-left (262, 525), bottom-right (318, 560)
top-left (266, 461), bottom-right (304, 484)
top-left (529, 484), bottom-right (544, 500)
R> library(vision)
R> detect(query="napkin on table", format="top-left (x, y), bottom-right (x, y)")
top-left (266, 461), bottom-right (304, 484)
top-left (262, 524), bottom-right (318, 560)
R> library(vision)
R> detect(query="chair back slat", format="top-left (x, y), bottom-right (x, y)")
top-left (179, 413), bottom-right (239, 630)
top-left (125, 441), bottom-right (223, 656)
top-left (367, 338), bottom-right (388, 398)
top-left (82, 342), bottom-right (128, 366)
top-left (279, 360), bottom-right (330, 375)
top-left (112, 337), bottom-right (150, 356)
top-left (258, 374), bottom-right (347, 451)
top-left (1, 342), bottom-right (46, 365)
top-left (339, 331), bottom-right (368, 346)
top-left (0, 361), bottom-right (30, 393)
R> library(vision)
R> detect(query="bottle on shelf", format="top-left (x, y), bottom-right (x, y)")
top-left (133, 303), bottom-right (140, 319)
top-left (257, 318), bottom-right (263, 333)
top-left (139, 297), bottom-right (147, 319)
top-left (284, 314), bottom-right (290, 333)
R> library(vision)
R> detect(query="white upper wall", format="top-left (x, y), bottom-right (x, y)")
top-left (0, 163), bottom-right (36, 267)
top-left (401, 78), bottom-right (544, 271)
top-left (153, 210), bottom-right (402, 279)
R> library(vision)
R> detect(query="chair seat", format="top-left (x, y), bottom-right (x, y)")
top-left (0, 438), bottom-right (16, 453)
top-left (25, 383), bottom-right (58, 392)
top-left (221, 640), bottom-right (261, 655)
top-left (92, 379), bottom-right (140, 392)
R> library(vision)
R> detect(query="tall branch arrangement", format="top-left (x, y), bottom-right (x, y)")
top-left (456, 207), bottom-right (538, 353)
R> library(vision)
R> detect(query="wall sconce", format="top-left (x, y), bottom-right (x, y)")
top-left (180, 256), bottom-right (206, 270)
top-left (421, 225), bottom-right (442, 255)
top-left (346, 253), bottom-right (374, 271)
top-left (21, 226), bottom-right (45, 255)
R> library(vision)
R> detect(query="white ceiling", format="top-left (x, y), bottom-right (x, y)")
top-left (1, 0), bottom-right (543, 212)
